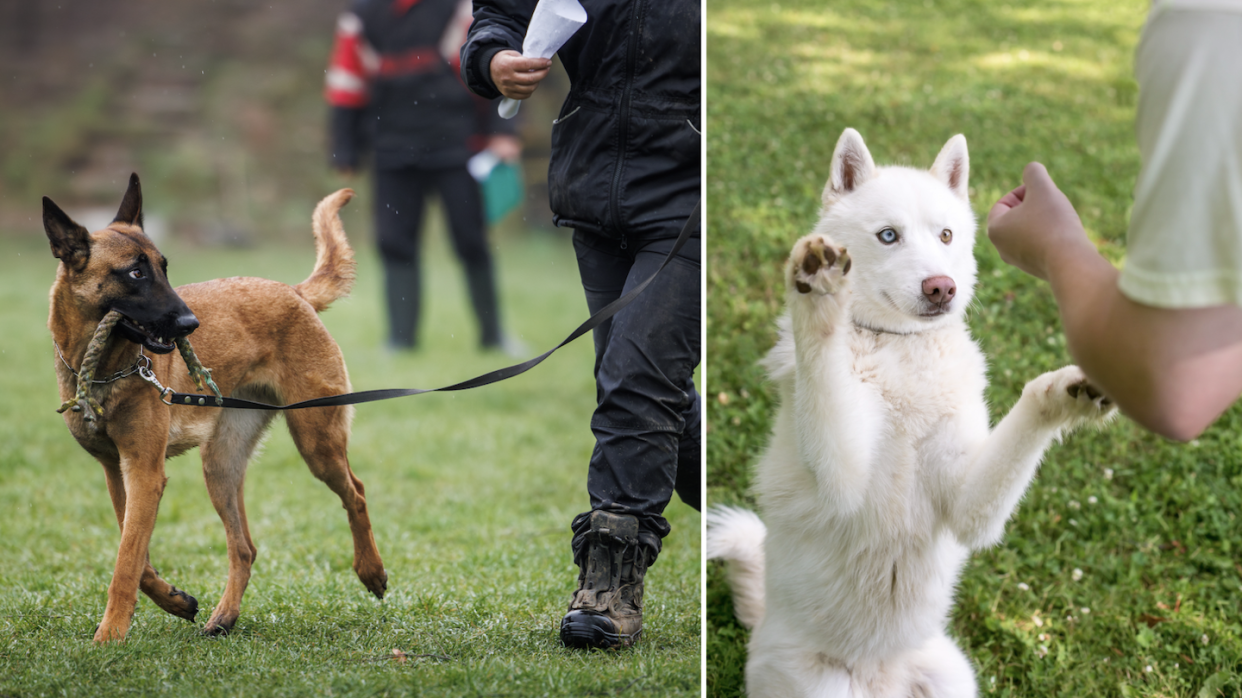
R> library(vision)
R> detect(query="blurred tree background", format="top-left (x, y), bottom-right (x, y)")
top-left (0, 0), bottom-right (568, 243)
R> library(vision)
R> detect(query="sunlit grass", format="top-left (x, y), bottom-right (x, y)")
top-left (0, 220), bottom-right (700, 697)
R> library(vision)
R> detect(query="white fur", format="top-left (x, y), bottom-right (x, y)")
top-left (707, 129), bottom-right (1115, 698)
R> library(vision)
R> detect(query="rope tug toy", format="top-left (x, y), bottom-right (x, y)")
top-left (174, 335), bottom-right (224, 400)
top-left (56, 309), bottom-right (223, 421)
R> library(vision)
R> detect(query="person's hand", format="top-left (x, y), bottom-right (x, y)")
top-left (487, 135), bottom-right (522, 163)
top-left (987, 162), bottom-right (1094, 281)
top-left (489, 50), bottom-right (552, 101)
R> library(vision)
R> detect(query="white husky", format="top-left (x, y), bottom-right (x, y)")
top-left (707, 129), bottom-right (1115, 698)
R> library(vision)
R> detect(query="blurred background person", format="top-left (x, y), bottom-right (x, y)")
top-left (326, 0), bottom-right (522, 353)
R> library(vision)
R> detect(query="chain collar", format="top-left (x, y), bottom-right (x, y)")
top-left (54, 341), bottom-right (151, 384)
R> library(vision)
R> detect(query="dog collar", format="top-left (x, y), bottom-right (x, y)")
top-left (851, 321), bottom-right (919, 336)
top-left (54, 341), bottom-right (149, 385)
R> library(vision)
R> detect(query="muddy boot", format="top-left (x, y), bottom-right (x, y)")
top-left (560, 510), bottom-right (650, 649)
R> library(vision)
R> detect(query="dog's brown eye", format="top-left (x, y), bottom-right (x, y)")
top-left (129, 269), bottom-right (145, 280)
top-left (940, 229), bottom-right (953, 244)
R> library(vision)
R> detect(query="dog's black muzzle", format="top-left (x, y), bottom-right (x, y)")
top-left (113, 303), bottom-right (199, 355)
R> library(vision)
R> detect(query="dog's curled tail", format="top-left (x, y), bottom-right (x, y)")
top-left (296, 188), bottom-right (357, 312)
top-left (706, 505), bottom-right (767, 630)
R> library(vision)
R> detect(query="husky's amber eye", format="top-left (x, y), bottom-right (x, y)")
top-left (940, 229), bottom-right (953, 244)
top-left (876, 228), bottom-right (899, 245)
top-left (129, 269), bottom-right (145, 280)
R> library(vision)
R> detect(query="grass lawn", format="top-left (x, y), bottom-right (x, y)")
top-left (0, 208), bottom-right (701, 696)
top-left (706, 0), bottom-right (1242, 696)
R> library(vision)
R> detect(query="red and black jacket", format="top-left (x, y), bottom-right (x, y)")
top-left (326, 0), bottom-right (512, 172)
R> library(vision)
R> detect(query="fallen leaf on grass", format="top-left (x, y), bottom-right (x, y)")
top-left (1152, 595), bottom-right (1185, 613)
top-left (1158, 540), bottom-right (1186, 555)
top-left (1137, 613), bottom-right (1168, 628)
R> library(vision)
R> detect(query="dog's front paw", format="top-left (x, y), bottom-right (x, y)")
top-left (788, 234), bottom-right (850, 295)
top-left (1027, 365), bottom-right (1117, 427)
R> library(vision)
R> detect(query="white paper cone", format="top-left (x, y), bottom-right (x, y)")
top-left (496, 0), bottom-right (587, 118)
top-left (499, 97), bottom-right (521, 120)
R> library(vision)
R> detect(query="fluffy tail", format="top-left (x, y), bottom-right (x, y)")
top-left (295, 188), bottom-right (357, 312)
top-left (706, 505), bottom-right (767, 630)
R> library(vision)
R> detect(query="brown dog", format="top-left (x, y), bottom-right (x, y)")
top-left (45, 174), bottom-right (387, 642)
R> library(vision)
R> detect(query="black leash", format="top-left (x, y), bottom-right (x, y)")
top-left (160, 201), bottom-right (699, 411)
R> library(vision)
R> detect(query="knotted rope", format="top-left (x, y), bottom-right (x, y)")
top-left (56, 309), bottom-right (223, 422)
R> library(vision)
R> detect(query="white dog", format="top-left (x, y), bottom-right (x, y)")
top-left (707, 129), bottom-right (1115, 698)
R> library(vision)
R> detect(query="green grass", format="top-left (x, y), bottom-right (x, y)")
top-left (706, 0), bottom-right (1242, 696)
top-left (0, 218), bottom-right (700, 696)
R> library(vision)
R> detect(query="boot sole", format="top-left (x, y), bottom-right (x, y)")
top-left (559, 612), bottom-right (640, 649)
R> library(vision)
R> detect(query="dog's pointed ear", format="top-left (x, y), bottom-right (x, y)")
top-left (113, 172), bottom-right (144, 228)
top-left (823, 128), bottom-right (877, 207)
top-left (43, 197), bottom-right (91, 271)
top-left (931, 134), bottom-right (970, 202)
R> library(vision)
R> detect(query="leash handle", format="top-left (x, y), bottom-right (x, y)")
top-left (166, 200), bottom-right (700, 411)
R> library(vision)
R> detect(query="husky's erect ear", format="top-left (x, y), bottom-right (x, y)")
top-left (931, 134), bottom-right (969, 202)
top-left (43, 197), bottom-right (91, 271)
top-left (112, 172), bottom-right (144, 228)
top-left (823, 128), bottom-right (877, 207)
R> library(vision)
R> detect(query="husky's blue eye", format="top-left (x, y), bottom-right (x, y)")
top-left (876, 228), bottom-right (899, 245)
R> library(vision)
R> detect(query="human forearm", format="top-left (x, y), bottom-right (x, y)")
top-left (989, 162), bottom-right (1242, 440)
top-left (1045, 244), bottom-right (1242, 440)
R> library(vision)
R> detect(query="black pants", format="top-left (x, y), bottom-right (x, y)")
top-left (569, 230), bottom-right (702, 564)
top-left (373, 165), bottom-right (501, 348)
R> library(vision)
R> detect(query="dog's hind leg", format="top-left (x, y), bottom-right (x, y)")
top-left (905, 633), bottom-right (978, 698)
top-left (199, 406), bottom-right (277, 636)
top-left (98, 458), bottom-right (199, 622)
top-left (745, 636), bottom-right (854, 698)
top-left (285, 405), bottom-right (388, 599)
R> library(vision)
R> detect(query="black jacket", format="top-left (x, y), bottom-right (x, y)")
top-left (461, 0), bottom-right (700, 240)
top-left (328, 0), bottom-right (512, 171)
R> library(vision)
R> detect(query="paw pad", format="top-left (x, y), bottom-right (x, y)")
top-left (802, 240), bottom-right (837, 275)
top-left (1067, 379), bottom-right (1113, 407)
top-left (792, 236), bottom-right (850, 295)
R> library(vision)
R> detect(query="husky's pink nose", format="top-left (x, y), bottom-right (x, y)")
top-left (922, 276), bottom-right (956, 305)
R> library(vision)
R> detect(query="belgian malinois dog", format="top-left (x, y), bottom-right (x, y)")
top-left (45, 174), bottom-right (387, 642)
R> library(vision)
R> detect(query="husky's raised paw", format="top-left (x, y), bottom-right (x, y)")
top-left (789, 234), bottom-right (850, 295)
top-left (1028, 365), bottom-right (1118, 428)
top-left (1066, 379), bottom-right (1111, 406)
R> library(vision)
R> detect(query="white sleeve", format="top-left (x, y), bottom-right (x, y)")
top-left (1118, 5), bottom-right (1242, 309)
